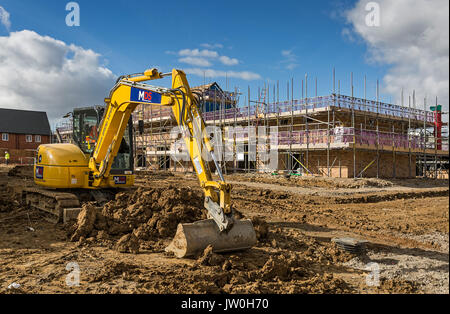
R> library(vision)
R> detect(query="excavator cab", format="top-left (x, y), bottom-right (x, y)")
top-left (72, 106), bottom-right (134, 174)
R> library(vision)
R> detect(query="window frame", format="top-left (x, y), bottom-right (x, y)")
top-left (1, 133), bottom-right (8, 141)
top-left (35, 135), bottom-right (42, 143)
top-left (25, 135), bottom-right (33, 143)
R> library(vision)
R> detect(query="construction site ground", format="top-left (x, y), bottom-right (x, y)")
top-left (0, 165), bottom-right (448, 294)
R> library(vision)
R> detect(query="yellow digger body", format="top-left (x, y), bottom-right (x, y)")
top-left (34, 143), bottom-right (134, 189)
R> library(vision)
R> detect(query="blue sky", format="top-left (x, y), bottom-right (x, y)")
top-left (0, 0), bottom-right (448, 122)
top-left (0, 0), bottom-right (391, 101)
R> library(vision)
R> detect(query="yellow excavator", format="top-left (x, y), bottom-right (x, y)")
top-left (26, 68), bottom-right (256, 258)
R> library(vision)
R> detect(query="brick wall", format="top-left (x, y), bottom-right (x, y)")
top-left (0, 133), bottom-right (50, 163)
top-left (0, 133), bottom-right (50, 150)
top-left (275, 150), bottom-right (416, 178)
top-left (302, 151), bottom-right (416, 178)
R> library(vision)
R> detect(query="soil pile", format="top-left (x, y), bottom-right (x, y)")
top-left (68, 185), bottom-right (207, 252)
top-left (134, 249), bottom-right (354, 294)
top-left (90, 261), bottom-right (140, 283)
top-left (195, 245), bottom-right (225, 266)
top-left (250, 216), bottom-right (269, 241)
top-left (7, 165), bottom-right (34, 179)
top-left (0, 198), bottom-right (15, 213)
top-left (231, 173), bottom-right (393, 189)
top-left (372, 278), bottom-right (420, 294)
top-left (0, 188), bottom-right (19, 213)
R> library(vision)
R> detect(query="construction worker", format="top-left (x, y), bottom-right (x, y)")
top-left (84, 125), bottom-right (98, 151)
top-left (4, 151), bottom-right (10, 165)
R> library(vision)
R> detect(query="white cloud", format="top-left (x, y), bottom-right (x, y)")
top-left (200, 43), bottom-right (223, 49)
top-left (173, 47), bottom-right (250, 78)
top-left (280, 49), bottom-right (299, 70)
top-left (281, 50), bottom-right (293, 58)
top-left (218, 55), bottom-right (239, 66)
top-left (178, 48), bottom-right (218, 58)
top-left (0, 30), bottom-right (115, 125)
top-left (185, 68), bottom-right (261, 81)
top-left (177, 48), bottom-right (240, 67)
top-left (0, 6), bottom-right (11, 31)
top-left (176, 44), bottom-right (239, 67)
top-left (345, 0), bottom-right (449, 111)
top-left (179, 56), bottom-right (212, 67)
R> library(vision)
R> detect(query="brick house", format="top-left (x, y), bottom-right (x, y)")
top-left (0, 108), bottom-right (51, 164)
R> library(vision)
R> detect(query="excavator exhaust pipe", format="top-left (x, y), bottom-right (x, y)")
top-left (165, 219), bottom-right (257, 258)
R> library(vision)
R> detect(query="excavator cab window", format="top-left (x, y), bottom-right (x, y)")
top-left (110, 122), bottom-right (133, 174)
top-left (72, 107), bottom-right (102, 154)
top-left (72, 107), bottom-right (134, 173)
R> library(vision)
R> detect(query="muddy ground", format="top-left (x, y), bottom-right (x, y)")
top-left (0, 165), bottom-right (448, 294)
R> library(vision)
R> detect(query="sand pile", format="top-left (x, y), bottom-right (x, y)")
top-left (68, 185), bottom-right (207, 252)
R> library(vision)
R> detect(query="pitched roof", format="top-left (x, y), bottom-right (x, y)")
top-left (0, 108), bottom-right (51, 135)
top-left (191, 82), bottom-right (223, 93)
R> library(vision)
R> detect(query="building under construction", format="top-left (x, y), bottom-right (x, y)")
top-left (131, 81), bottom-right (449, 179)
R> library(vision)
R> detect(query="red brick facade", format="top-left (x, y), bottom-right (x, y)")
top-left (1, 133), bottom-right (50, 150)
top-left (1, 133), bottom-right (50, 164)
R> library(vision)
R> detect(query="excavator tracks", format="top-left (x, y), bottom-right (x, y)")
top-left (23, 187), bottom-right (82, 224)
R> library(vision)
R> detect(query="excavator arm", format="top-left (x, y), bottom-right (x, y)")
top-left (89, 68), bottom-right (233, 231)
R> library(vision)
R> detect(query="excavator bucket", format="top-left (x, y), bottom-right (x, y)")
top-left (165, 219), bottom-right (257, 258)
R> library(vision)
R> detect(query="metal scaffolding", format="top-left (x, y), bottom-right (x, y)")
top-left (129, 74), bottom-right (450, 179)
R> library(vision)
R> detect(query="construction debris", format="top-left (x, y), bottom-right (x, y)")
top-left (331, 237), bottom-right (368, 254)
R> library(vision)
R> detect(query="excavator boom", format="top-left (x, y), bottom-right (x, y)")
top-left (32, 68), bottom-right (256, 256)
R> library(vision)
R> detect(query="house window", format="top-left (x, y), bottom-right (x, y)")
top-left (35, 135), bottom-right (41, 143)
top-left (26, 135), bottom-right (33, 143)
top-left (1, 133), bottom-right (8, 141)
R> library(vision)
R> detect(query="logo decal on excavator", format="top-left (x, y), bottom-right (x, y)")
top-left (113, 176), bottom-right (127, 185)
top-left (131, 87), bottom-right (162, 104)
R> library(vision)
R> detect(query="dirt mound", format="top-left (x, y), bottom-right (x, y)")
top-left (287, 176), bottom-right (393, 189)
top-left (190, 252), bottom-right (352, 294)
top-left (132, 249), bottom-right (353, 294)
top-left (68, 186), bottom-right (207, 252)
top-left (90, 261), bottom-right (140, 283)
top-left (7, 165), bottom-right (34, 179)
top-left (0, 193), bottom-right (19, 213)
top-left (333, 189), bottom-right (449, 204)
top-left (115, 233), bottom-right (140, 254)
top-left (373, 278), bottom-right (421, 294)
top-left (251, 216), bottom-right (269, 241)
top-left (232, 173), bottom-right (393, 189)
top-left (70, 203), bottom-right (98, 241)
top-left (0, 199), bottom-right (14, 213)
top-left (196, 245), bottom-right (225, 266)
top-left (257, 255), bottom-right (295, 281)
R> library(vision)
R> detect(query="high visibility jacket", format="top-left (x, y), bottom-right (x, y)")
top-left (5, 153), bottom-right (10, 160)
